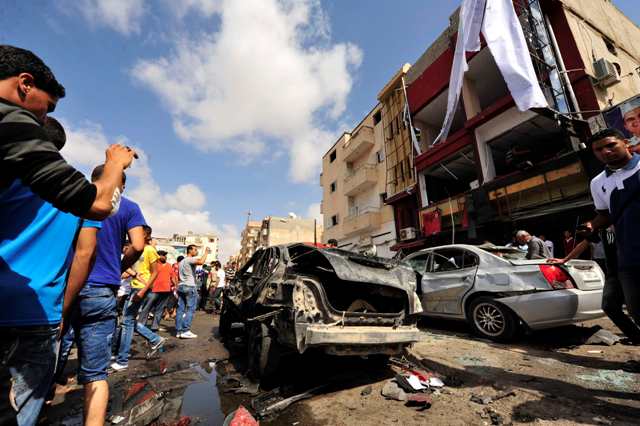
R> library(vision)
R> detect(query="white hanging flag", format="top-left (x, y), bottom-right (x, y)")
top-left (434, 0), bottom-right (548, 144)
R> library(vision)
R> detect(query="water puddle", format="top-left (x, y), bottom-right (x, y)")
top-left (180, 364), bottom-right (226, 425)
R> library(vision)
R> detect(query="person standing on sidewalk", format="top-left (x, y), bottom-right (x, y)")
top-left (55, 166), bottom-right (146, 425)
top-left (211, 262), bottom-right (226, 314)
top-left (176, 245), bottom-right (210, 338)
top-left (138, 250), bottom-right (173, 332)
top-left (112, 226), bottom-right (165, 370)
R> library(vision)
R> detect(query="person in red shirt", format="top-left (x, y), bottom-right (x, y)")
top-left (563, 230), bottom-right (575, 257)
top-left (137, 250), bottom-right (173, 332)
top-left (164, 256), bottom-right (182, 320)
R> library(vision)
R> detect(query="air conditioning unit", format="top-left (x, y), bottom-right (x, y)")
top-left (593, 58), bottom-right (620, 87)
top-left (399, 227), bottom-right (417, 241)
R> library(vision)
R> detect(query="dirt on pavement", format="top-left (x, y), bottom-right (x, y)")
top-left (44, 312), bottom-right (639, 425)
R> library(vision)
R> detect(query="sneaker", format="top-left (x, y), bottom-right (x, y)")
top-left (110, 362), bottom-right (128, 372)
top-left (180, 331), bottom-right (198, 339)
top-left (176, 332), bottom-right (183, 338)
top-left (146, 337), bottom-right (166, 359)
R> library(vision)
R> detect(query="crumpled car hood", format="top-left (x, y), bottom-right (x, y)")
top-left (313, 249), bottom-right (423, 315)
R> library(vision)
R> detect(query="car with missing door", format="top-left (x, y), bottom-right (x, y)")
top-left (403, 244), bottom-right (605, 341)
top-left (219, 243), bottom-right (423, 379)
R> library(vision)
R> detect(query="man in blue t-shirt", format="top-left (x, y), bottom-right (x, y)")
top-left (56, 165), bottom-right (146, 426)
top-left (0, 178), bottom-right (101, 426)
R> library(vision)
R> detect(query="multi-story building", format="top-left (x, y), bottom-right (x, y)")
top-left (156, 231), bottom-right (219, 264)
top-left (236, 220), bottom-right (261, 268)
top-left (377, 64), bottom-right (422, 254)
top-left (259, 214), bottom-right (322, 247)
top-left (320, 105), bottom-right (397, 258)
top-left (398, 0), bottom-right (640, 252)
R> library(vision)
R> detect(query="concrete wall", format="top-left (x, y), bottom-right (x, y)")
top-left (560, 0), bottom-right (640, 108)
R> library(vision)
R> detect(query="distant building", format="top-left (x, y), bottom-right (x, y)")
top-left (259, 214), bottom-right (322, 247)
top-left (236, 220), bottom-right (261, 268)
top-left (320, 103), bottom-right (397, 258)
top-left (156, 231), bottom-right (219, 264)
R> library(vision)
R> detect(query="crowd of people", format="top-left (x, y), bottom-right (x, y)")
top-left (0, 45), bottom-right (238, 426)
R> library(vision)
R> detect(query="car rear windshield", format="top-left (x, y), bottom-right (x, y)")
top-left (480, 247), bottom-right (527, 260)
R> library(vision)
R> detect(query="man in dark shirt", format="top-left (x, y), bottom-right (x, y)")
top-left (516, 230), bottom-right (551, 259)
top-left (0, 45), bottom-right (134, 219)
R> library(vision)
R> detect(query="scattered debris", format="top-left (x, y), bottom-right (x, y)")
top-left (127, 393), bottom-right (164, 425)
top-left (456, 356), bottom-right (486, 366)
top-left (360, 385), bottom-right (372, 396)
top-left (587, 350), bottom-right (604, 354)
top-left (493, 388), bottom-right (516, 402)
top-left (585, 329), bottom-right (622, 346)
top-left (251, 386), bottom-right (325, 418)
top-left (381, 381), bottom-right (407, 402)
top-left (592, 416), bottom-right (613, 425)
top-left (223, 405), bottom-right (258, 426)
top-left (470, 394), bottom-right (493, 405)
top-left (427, 377), bottom-right (444, 388)
top-left (577, 369), bottom-right (636, 390)
top-left (405, 394), bottom-right (432, 410)
top-left (109, 415), bottom-right (125, 424)
top-left (483, 407), bottom-right (504, 425)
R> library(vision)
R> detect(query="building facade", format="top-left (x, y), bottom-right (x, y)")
top-left (236, 220), bottom-right (261, 268)
top-left (320, 105), bottom-right (397, 258)
top-left (156, 232), bottom-right (219, 264)
top-left (259, 214), bottom-right (322, 247)
top-left (397, 0), bottom-right (640, 254)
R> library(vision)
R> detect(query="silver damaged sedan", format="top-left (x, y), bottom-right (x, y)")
top-left (403, 244), bottom-right (605, 341)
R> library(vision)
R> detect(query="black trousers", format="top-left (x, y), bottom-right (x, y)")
top-left (603, 269), bottom-right (640, 342)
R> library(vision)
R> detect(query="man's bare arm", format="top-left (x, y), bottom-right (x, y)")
top-left (589, 211), bottom-right (611, 233)
top-left (121, 226), bottom-right (145, 272)
top-left (61, 227), bottom-right (98, 332)
top-left (195, 247), bottom-right (211, 265)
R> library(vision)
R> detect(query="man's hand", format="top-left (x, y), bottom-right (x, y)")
top-left (546, 258), bottom-right (568, 264)
top-left (133, 289), bottom-right (146, 302)
top-left (105, 144), bottom-right (137, 169)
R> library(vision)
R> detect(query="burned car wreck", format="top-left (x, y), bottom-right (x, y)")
top-left (220, 243), bottom-right (423, 378)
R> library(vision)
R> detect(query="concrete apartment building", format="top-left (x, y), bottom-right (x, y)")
top-left (320, 105), bottom-right (397, 258)
top-left (156, 232), bottom-right (219, 264)
top-left (259, 214), bottom-right (322, 247)
top-left (395, 0), bottom-right (640, 253)
top-left (236, 220), bottom-right (261, 268)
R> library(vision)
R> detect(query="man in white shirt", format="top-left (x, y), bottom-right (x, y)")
top-left (210, 261), bottom-right (226, 314)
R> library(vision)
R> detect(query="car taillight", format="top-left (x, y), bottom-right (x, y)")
top-left (539, 265), bottom-right (574, 289)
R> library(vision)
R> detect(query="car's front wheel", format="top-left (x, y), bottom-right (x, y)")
top-left (247, 322), bottom-right (281, 380)
top-left (467, 297), bottom-right (518, 342)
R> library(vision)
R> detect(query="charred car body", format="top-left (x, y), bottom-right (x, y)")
top-left (220, 243), bottom-right (423, 378)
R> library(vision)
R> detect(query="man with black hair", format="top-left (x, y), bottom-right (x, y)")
top-left (0, 45), bottom-right (135, 219)
top-left (113, 226), bottom-right (165, 370)
top-left (55, 165), bottom-right (146, 425)
top-left (570, 128), bottom-right (640, 343)
top-left (176, 245), bottom-right (210, 338)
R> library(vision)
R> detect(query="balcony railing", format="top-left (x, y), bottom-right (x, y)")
top-left (342, 207), bottom-right (381, 237)
top-left (343, 126), bottom-right (374, 162)
top-left (344, 164), bottom-right (378, 196)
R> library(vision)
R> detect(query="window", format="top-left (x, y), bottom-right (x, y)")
top-left (379, 192), bottom-right (387, 204)
top-left (376, 150), bottom-right (383, 163)
top-left (603, 37), bottom-right (618, 56)
top-left (330, 181), bottom-right (337, 192)
top-left (331, 214), bottom-right (339, 226)
top-left (429, 249), bottom-right (478, 273)
top-left (373, 110), bottom-right (382, 125)
top-left (329, 150), bottom-right (337, 162)
top-left (406, 253), bottom-right (430, 275)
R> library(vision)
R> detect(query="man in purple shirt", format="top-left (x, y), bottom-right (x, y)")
top-left (56, 165), bottom-right (146, 425)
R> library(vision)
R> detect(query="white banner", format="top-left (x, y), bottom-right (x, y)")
top-left (434, 0), bottom-right (548, 144)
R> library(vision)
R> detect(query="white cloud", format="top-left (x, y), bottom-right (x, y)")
top-left (60, 0), bottom-right (146, 35)
top-left (131, 0), bottom-right (362, 183)
top-left (306, 202), bottom-right (322, 223)
top-left (164, 0), bottom-right (222, 19)
top-left (59, 119), bottom-right (240, 262)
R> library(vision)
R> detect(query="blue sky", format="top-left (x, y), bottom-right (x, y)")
top-left (2, 0), bottom-right (637, 259)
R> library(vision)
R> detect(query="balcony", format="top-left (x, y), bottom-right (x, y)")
top-left (343, 126), bottom-right (374, 162)
top-left (344, 164), bottom-right (378, 196)
top-left (342, 208), bottom-right (381, 237)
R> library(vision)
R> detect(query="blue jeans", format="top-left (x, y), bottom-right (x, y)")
top-left (137, 292), bottom-right (171, 331)
top-left (116, 291), bottom-right (162, 366)
top-left (56, 285), bottom-right (117, 384)
top-left (176, 285), bottom-right (198, 333)
top-left (0, 325), bottom-right (58, 426)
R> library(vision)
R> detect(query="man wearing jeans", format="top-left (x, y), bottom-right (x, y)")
top-left (55, 166), bottom-right (146, 426)
top-left (176, 245), bottom-right (210, 338)
top-left (112, 226), bottom-right (165, 370)
top-left (138, 250), bottom-right (173, 332)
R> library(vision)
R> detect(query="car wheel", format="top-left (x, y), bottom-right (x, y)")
top-left (467, 297), bottom-right (518, 342)
top-left (247, 322), bottom-right (281, 380)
